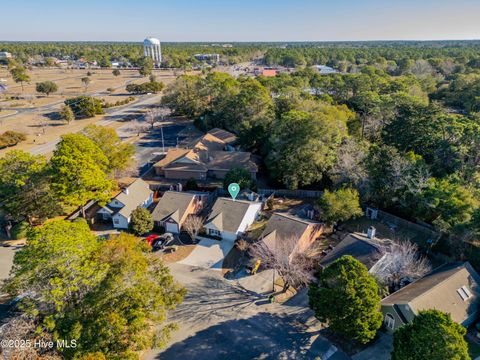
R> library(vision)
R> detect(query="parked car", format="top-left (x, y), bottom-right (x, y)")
top-left (151, 233), bottom-right (174, 252)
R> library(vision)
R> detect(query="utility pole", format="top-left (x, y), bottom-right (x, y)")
top-left (160, 111), bottom-right (165, 154)
top-left (161, 124), bottom-right (165, 154)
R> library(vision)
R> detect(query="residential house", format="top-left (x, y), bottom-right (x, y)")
top-left (203, 198), bottom-right (262, 241)
top-left (319, 232), bottom-right (385, 270)
top-left (260, 212), bottom-right (324, 253)
top-left (96, 178), bottom-right (153, 229)
top-left (262, 69), bottom-right (277, 77)
top-left (381, 262), bottom-right (480, 332)
top-left (151, 191), bottom-right (204, 233)
top-left (153, 128), bottom-right (257, 181)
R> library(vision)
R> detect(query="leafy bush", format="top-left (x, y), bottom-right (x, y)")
top-left (126, 81), bottom-right (164, 94)
top-left (36, 81), bottom-right (58, 96)
top-left (0, 131), bottom-right (27, 149)
top-left (103, 96), bottom-right (135, 109)
top-left (129, 207), bottom-right (154, 235)
top-left (316, 188), bottom-right (363, 224)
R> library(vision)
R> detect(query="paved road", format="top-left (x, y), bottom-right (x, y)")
top-left (1, 77), bottom-right (138, 120)
top-left (144, 263), bottom-right (350, 360)
top-left (0, 246), bottom-right (20, 321)
top-left (28, 94), bottom-right (162, 156)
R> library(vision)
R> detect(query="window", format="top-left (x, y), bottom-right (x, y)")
top-left (114, 218), bottom-right (119, 225)
top-left (209, 229), bottom-right (221, 236)
top-left (385, 313), bottom-right (395, 330)
top-left (457, 286), bottom-right (473, 301)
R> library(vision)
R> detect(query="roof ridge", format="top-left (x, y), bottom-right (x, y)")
top-left (273, 212), bottom-right (318, 225)
top-left (408, 262), bottom-right (470, 306)
top-left (382, 262), bottom-right (467, 304)
top-left (218, 197), bottom-right (258, 205)
top-left (349, 233), bottom-right (383, 250)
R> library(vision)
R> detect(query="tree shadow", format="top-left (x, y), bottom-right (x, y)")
top-left (157, 312), bottom-right (329, 360)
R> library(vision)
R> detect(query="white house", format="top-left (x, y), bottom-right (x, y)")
top-left (203, 198), bottom-right (262, 241)
top-left (97, 178), bottom-right (153, 229)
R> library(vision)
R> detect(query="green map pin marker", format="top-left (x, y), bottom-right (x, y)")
top-left (228, 183), bottom-right (240, 200)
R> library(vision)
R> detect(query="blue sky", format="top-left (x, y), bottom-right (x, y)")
top-left (2, 0), bottom-right (480, 41)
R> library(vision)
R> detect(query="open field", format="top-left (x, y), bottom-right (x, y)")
top-left (0, 68), bottom-right (141, 106)
top-left (0, 68), bottom-right (179, 157)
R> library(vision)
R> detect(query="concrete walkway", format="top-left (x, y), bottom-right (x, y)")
top-left (352, 332), bottom-right (392, 360)
top-left (178, 237), bottom-right (234, 270)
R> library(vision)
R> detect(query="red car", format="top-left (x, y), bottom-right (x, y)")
top-left (145, 234), bottom-right (159, 246)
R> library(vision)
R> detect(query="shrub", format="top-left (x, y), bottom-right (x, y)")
top-left (0, 131), bottom-right (27, 149)
top-left (316, 188), bottom-right (363, 224)
top-left (102, 96), bottom-right (135, 109)
top-left (126, 81), bottom-right (164, 94)
top-left (129, 207), bottom-right (154, 236)
top-left (36, 81), bottom-right (58, 96)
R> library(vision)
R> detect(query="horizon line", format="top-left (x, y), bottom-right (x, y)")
top-left (1, 38), bottom-right (480, 44)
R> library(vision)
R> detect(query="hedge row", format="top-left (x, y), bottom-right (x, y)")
top-left (103, 96), bottom-right (135, 109)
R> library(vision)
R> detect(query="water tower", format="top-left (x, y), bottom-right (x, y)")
top-left (143, 37), bottom-right (162, 66)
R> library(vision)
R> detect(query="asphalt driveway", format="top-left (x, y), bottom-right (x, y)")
top-left (144, 263), bottom-right (350, 360)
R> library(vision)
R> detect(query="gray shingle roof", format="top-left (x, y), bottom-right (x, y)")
top-left (261, 213), bottom-right (321, 251)
top-left (382, 262), bottom-right (480, 325)
top-left (320, 233), bottom-right (383, 270)
top-left (114, 178), bottom-right (153, 218)
top-left (205, 197), bottom-right (260, 233)
top-left (151, 191), bottom-right (197, 223)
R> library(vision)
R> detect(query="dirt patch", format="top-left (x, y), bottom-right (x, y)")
top-left (160, 245), bottom-right (196, 263)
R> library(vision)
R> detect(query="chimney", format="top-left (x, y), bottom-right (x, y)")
top-left (367, 226), bottom-right (376, 239)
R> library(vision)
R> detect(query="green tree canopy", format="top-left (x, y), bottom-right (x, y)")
top-left (417, 178), bottom-right (477, 231)
top-left (3, 220), bottom-right (107, 314)
top-left (392, 310), bottom-right (470, 360)
top-left (139, 57), bottom-right (154, 77)
top-left (36, 81), bottom-right (58, 96)
top-left (59, 104), bottom-right (75, 123)
top-left (0, 150), bottom-right (58, 223)
top-left (129, 207), bottom-right (154, 235)
top-left (64, 96), bottom-right (104, 119)
top-left (10, 65), bottom-right (30, 91)
top-left (3, 223), bottom-right (185, 359)
top-left (83, 125), bottom-right (135, 175)
top-left (50, 134), bottom-right (113, 211)
top-left (309, 256), bottom-right (382, 344)
top-left (223, 167), bottom-right (254, 191)
top-left (317, 188), bottom-right (363, 224)
top-left (266, 105), bottom-right (352, 189)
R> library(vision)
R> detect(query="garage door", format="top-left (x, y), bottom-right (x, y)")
top-left (166, 222), bottom-right (179, 233)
